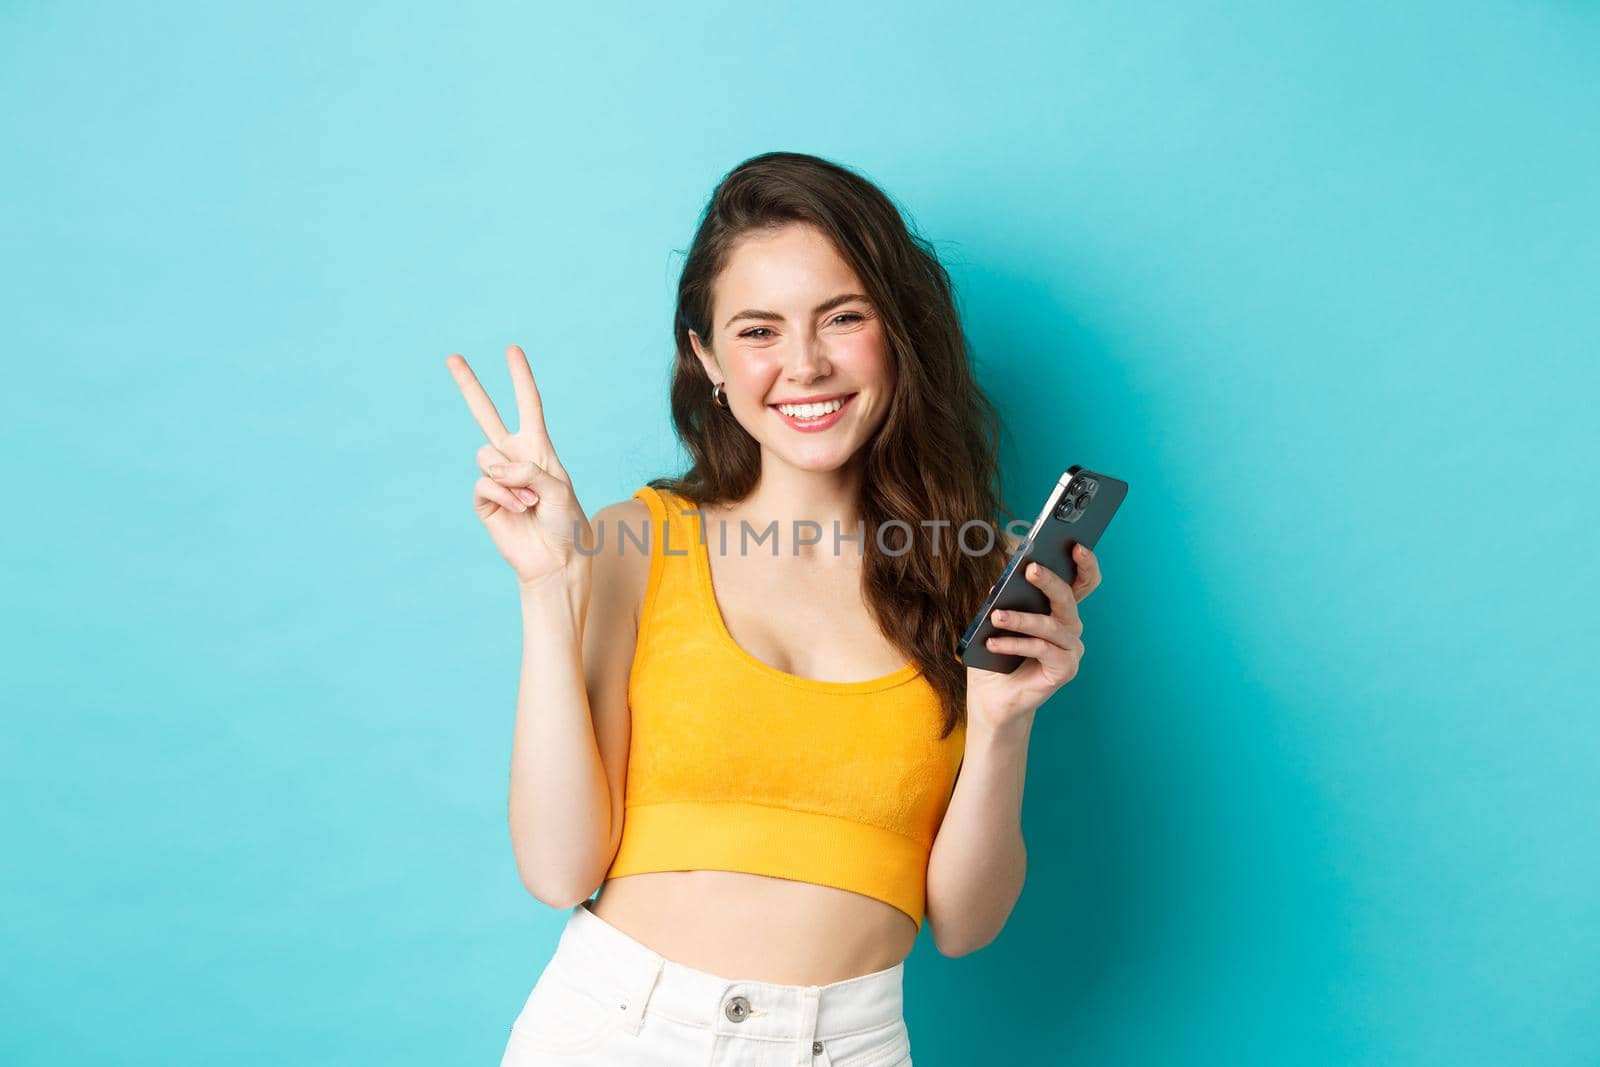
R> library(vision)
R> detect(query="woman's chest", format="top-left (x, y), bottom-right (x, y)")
top-left (707, 551), bottom-right (907, 683)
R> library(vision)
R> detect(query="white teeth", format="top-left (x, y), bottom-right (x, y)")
top-left (775, 397), bottom-right (846, 418)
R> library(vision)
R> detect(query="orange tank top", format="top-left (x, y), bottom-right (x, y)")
top-left (603, 485), bottom-right (967, 930)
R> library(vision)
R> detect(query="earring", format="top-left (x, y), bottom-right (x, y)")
top-left (712, 381), bottom-right (729, 408)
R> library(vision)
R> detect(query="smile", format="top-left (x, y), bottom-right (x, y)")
top-left (768, 392), bottom-right (856, 431)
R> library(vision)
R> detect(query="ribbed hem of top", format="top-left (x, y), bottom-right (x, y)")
top-left (605, 800), bottom-right (928, 931)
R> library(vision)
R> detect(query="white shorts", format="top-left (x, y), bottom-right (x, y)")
top-left (498, 899), bottom-right (914, 1067)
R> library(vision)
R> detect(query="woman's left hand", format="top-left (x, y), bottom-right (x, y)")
top-left (966, 542), bottom-right (1102, 733)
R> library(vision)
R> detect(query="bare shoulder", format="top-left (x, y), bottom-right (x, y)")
top-left (591, 495), bottom-right (651, 536)
top-left (589, 496), bottom-right (653, 630)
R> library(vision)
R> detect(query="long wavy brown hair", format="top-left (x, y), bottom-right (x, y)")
top-left (648, 151), bottom-right (1014, 740)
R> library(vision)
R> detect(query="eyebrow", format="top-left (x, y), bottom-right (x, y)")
top-left (723, 292), bottom-right (871, 331)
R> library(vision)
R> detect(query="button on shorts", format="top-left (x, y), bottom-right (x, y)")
top-left (498, 899), bottom-right (914, 1066)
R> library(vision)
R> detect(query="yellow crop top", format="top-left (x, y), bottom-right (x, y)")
top-left (603, 485), bottom-right (967, 931)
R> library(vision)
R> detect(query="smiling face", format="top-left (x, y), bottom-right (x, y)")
top-left (688, 223), bottom-right (894, 475)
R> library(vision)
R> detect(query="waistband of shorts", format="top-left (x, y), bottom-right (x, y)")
top-left (551, 900), bottom-right (904, 1042)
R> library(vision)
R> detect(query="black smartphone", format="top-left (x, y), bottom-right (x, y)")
top-left (957, 466), bottom-right (1129, 673)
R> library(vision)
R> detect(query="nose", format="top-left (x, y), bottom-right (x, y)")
top-left (785, 338), bottom-right (831, 384)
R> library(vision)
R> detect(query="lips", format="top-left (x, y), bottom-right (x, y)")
top-left (769, 392), bottom-right (856, 432)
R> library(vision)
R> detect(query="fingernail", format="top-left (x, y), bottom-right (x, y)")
top-left (993, 610), bottom-right (1008, 623)
top-left (489, 463), bottom-right (509, 474)
top-left (515, 489), bottom-right (538, 505)
top-left (1027, 563), bottom-right (1039, 578)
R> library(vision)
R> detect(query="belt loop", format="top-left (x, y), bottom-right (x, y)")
top-left (794, 985), bottom-right (821, 1066)
top-left (615, 955), bottom-right (664, 1037)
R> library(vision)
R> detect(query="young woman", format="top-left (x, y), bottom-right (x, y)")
top-left (447, 152), bottom-right (1102, 1066)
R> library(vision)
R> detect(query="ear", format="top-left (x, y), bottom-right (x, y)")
top-left (688, 329), bottom-right (720, 385)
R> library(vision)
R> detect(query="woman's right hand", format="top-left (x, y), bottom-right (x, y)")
top-left (445, 345), bottom-right (595, 594)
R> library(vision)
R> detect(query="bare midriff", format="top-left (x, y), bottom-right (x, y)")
top-left (589, 868), bottom-right (918, 986)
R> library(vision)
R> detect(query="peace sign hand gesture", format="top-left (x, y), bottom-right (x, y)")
top-left (445, 345), bottom-right (595, 595)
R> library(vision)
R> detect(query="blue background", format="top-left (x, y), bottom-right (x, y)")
top-left (4, 2), bottom-right (1596, 1064)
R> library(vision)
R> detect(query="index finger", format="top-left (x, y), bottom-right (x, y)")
top-left (445, 354), bottom-right (510, 444)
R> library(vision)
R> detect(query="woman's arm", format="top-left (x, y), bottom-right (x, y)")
top-left (923, 530), bottom-right (1099, 954)
top-left (507, 498), bottom-right (645, 907)
top-left (922, 712), bottom-right (1034, 956)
